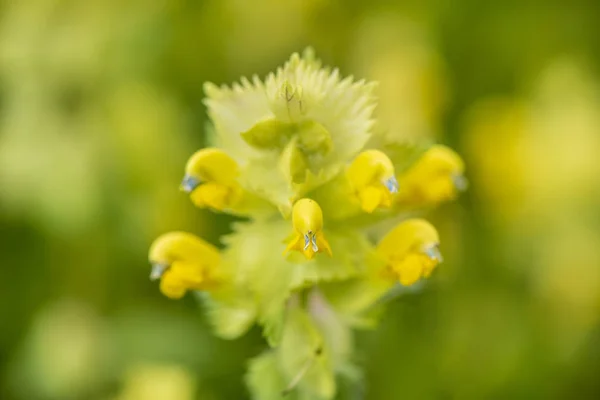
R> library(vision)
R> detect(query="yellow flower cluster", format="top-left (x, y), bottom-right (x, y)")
top-left (147, 50), bottom-right (466, 399)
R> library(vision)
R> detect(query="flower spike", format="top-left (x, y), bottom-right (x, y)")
top-left (148, 232), bottom-right (221, 299)
top-left (377, 219), bottom-right (442, 286)
top-left (147, 50), bottom-right (465, 400)
top-left (284, 198), bottom-right (332, 260)
top-left (347, 149), bottom-right (398, 213)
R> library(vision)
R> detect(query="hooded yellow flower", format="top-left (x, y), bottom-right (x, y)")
top-left (147, 49), bottom-right (465, 400)
top-left (148, 232), bottom-right (221, 299)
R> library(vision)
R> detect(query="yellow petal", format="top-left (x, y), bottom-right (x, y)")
top-left (169, 260), bottom-right (206, 287)
top-left (357, 186), bottom-right (384, 213)
top-left (377, 219), bottom-right (441, 286)
top-left (292, 198), bottom-right (324, 235)
top-left (149, 231), bottom-right (220, 267)
top-left (398, 145), bottom-right (466, 205)
top-left (159, 270), bottom-right (187, 299)
top-left (347, 149), bottom-right (395, 189)
top-left (283, 234), bottom-right (304, 255)
top-left (184, 148), bottom-right (239, 186)
top-left (315, 231), bottom-right (332, 257)
top-left (377, 219), bottom-right (439, 259)
top-left (189, 182), bottom-right (236, 211)
top-left (284, 199), bottom-right (332, 259)
top-left (149, 232), bottom-right (221, 298)
top-left (181, 149), bottom-right (245, 212)
top-left (392, 253), bottom-right (438, 286)
top-left (347, 150), bottom-right (398, 213)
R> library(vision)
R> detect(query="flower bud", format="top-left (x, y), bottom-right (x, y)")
top-left (241, 118), bottom-right (294, 149)
top-left (279, 137), bottom-right (309, 184)
top-left (296, 120), bottom-right (333, 155)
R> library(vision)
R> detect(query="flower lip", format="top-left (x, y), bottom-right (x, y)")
top-left (150, 262), bottom-right (169, 281)
top-left (180, 174), bottom-right (201, 193)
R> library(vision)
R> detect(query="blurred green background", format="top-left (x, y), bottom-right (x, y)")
top-left (1, 0), bottom-right (600, 399)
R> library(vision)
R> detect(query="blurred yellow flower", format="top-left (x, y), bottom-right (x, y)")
top-left (397, 145), bottom-right (466, 207)
top-left (352, 13), bottom-right (448, 140)
top-left (116, 364), bottom-right (197, 400)
top-left (377, 219), bottom-right (442, 286)
top-left (463, 98), bottom-right (530, 223)
top-left (8, 301), bottom-right (110, 400)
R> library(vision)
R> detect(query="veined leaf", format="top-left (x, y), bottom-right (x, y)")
top-left (278, 307), bottom-right (336, 399)
top-left (246, 351), bottom-right (297, 400)
top-left (221, 221), bottom-right (294, 346)
top-left (289, 229), bottom-right (370, 290)
top-left (197, 288), bottom-right (257, 340)
top-left (318, 253), bottom-right (393, 328)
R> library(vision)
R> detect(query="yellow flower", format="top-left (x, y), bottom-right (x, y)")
top-left (116, 364), bottom-right (197, 400)
top-left (148, 232), bottom-right (221, 299)
top-left (346, 149), bottom-right (398, 213)
top-left (180, 148), bottom-right (242, 212)
top-left (377, 219), bottom-right (442, 286)
top-left (397, 145), bottom-right (466, 206)
top-left (284, 198), bottom-right (332, 260)
top-left (149, 50), bottom-right (464, 400)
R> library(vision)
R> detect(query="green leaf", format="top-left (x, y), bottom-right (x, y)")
top-left (241, 118), bottom-right (294, 149)
top-left (221, 221), bottom-right (295, 347)
top-left (289, 229), bottom-right (370, 290)
top-left (239, 152), bottom-right (295, 212)
top-left (278, 307), bottom-right (336, 399)
top-left (203, 121), bottom-right (218, 147)
top-left (221, 219), bottom-right (378, 346)
top-left (318, 254), bottom-right (393, 328)
top-left (222, 219), bottom-right (377, 346)
top-left (279, 136), bottom-right (309, 184)
top-left (336, 365), bottom-right (366, 400)
top-left (246, 351), bottom-right (296, 400)
top-left (296, 120), bottom-right (333, 156)
top-left (260, 302), bottom-right (289, 348)
top-left (197, 289), bottom-right (257, 340)
top-left (308, 291), bottom-right (355, 372)
top-left (380, 139), bottom-right (432, 174)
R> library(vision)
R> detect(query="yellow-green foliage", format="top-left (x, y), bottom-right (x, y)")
top-left (148, 50), bottom-right (466, 400)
